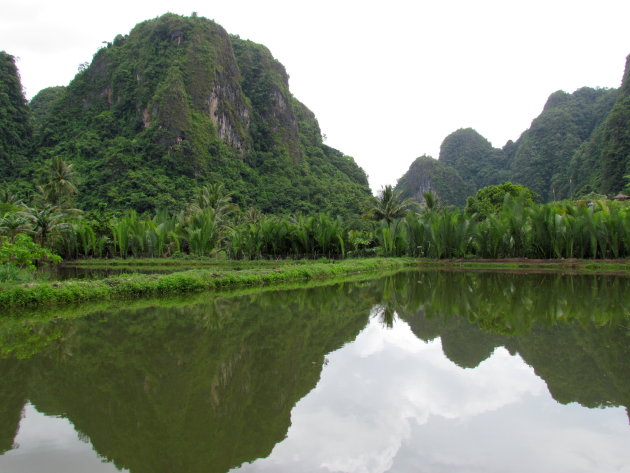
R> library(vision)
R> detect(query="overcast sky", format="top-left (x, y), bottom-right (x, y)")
top-left (1, 0), bottom-right (629, 192)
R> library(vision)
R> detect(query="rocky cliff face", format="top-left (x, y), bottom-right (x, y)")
top-left (62, 15), bottom-right (253, 154)
top-left (395, 155), bottom-right (474, 207)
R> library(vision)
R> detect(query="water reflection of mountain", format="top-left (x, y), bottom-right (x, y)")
top-left (1, 271), bottom-right (628, 471)
top-left (390, 271), bottom-right (630, 418)
top-left (0, 281), bottom-right (378, 472)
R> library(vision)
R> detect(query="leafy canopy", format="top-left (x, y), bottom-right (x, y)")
top-left (465, 182), bottom-right (537, 219)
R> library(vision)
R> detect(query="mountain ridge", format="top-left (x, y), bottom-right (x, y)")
top-left (396, 56), bottom-right (628, 207)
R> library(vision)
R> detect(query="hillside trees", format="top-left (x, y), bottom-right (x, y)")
top-left (465, 182), bottom-right (537, 219)
top-left (439, 128), bottom-right (509, 189)
top-left (510, 88), bottom-right (618, 201)
top-left (0, 51), bottom-right (32, 182)
top-left (395, 155), bottom-right (474, 208)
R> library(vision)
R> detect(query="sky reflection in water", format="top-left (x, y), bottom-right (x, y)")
top-left (1, 404), bottom-right (127, 473)
top-left (233, 310), bottom-right (630, 473)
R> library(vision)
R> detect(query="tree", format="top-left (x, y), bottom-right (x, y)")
top-left (20, 203), bottom-right (68, 248)
top-left (41, 157), bottom-right (78, 207)
top-left (187, 183), bottom-right (237, 219)
top-left (0, 212), bottom-right (32, 242)
top-left (465, 182), bottom-right (536, 219)
top-left (365, 185), bottom-right (417, 224)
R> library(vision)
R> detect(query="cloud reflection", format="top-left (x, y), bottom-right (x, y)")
top-left (233, 310), bottom-right (629, 473)
top-left (0, 404), bottom-right (126, 473)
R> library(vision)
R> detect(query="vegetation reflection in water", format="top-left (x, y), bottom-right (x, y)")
top-left (0, 271), bottom-right (628, 472)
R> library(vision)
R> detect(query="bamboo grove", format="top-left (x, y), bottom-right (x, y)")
top-left (2, 177), bottom-right (629, 264)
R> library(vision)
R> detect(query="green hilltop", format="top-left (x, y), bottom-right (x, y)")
top-left (397, 55), bottom-right (630, 206)
top-left (1, 13), bottom-right (371, 216)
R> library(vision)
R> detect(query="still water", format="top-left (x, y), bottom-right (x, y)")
top-left (1, 271), bottom-right (629, 473)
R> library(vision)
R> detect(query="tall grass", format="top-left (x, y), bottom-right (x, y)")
top-left (400, 197), bottom-right (629, 259)
top-left (3, 190), bottom-right (628, 261)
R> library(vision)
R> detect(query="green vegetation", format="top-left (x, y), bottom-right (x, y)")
top-left (1, 155), bottom-right (628, 291)
top-left (28, 86), bottom-right (66, 133)
top-left (465, 181), bottom-right (537, 219)
top-left (4, 14), bottom-right (369, 216)
top-left (398, 60), bottom-right (629, 207)
top-left (438, 128), bottom-right (509, 189)
top-left (570, 56), bottom-right (630, 196)
top-left (364, 185), bottom-right (417, 224)
top-left (0, 51), bottom-right (32, 184)
top-left (0, 258), bottom-right (416, 310)
top-left (396, 154), bottom-right (474, 207)
top-left (510, 87), bottom-right (618, 201)
top-left (0, 234), bottom-right (61, 269)
top-left (0, 16), bottom-right (628, 297)
top-left (2, 172), bottom-right (629, 310)
top-left (0, 234), bottom-right (60, 283)
top-left (366, 192), bottom-right (630, 260)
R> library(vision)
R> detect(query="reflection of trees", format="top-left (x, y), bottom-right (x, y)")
top-left (385, 271), bottom-right (630, 414)
top-left (0, 360), bottom-right (28, 454)
top-left (1, 271), bottom-right (628, 470)
top-left (0, 281), bottom-right (379, 473)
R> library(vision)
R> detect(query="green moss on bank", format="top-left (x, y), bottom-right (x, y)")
top-left (0, 258), bottom-right (415, 311)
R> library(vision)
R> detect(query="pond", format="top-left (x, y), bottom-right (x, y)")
top-left (1, 270), bottom-right (629, 473)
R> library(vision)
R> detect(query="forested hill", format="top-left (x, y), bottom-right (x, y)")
top-left (509, 87), bottom-right (618, 200)
top-left (569, 54), bottom-right (630, 197)
top-left (397, 54), bottom-right (629, 206)
top-left (0, 52), bottom-right (31, 182)
top-left (1, 13), bottom-right (371, 215)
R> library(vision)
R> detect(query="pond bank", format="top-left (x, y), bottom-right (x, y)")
top-left (2, 257), bottom-right (629, 313)
top-left (0, 258), bottom-right (417, 311)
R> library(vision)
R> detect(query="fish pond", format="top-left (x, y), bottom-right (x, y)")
top-left (0, 270), bottom-right (629, 473)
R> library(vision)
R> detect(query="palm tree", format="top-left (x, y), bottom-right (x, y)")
top-left (20, 203), bottom-right (68, 248)
top-left (0, 212), bottom-right (32, 242)
top-left (41, 156), bottom-right (78, 207)
top-left (365, 185), bottom-right (417, 224)
top-left (187, 183), bottom-right (237, 219)
top-left (422, 191), bottom-right (439, 212)
top-left (0, 188), bottom-right (24, 207)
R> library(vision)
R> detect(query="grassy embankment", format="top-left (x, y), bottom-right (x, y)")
top-left (2, 257), bottom-right (629, 314)
top-left (0, 258), bottom-right (416, 311)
